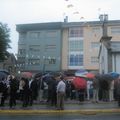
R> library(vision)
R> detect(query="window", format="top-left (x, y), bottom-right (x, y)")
top-left (49, 58), bottom-right (56, 64)
top-left (28, 59), bottom-right (40, 65)
top-left (18, 49), bottom-right (26, 55)
top-left (46, 31), bottom-right (57, 37)
top-left (92, 27), bottom-right (101, 33)
top-left (45, 45), bottom-right (56, 51)
top-left (29, 45), bottom-right (40, 52)
top-left (69, 54), bottom-right (83, 66)
top-left (69, 27), bottom-right (83, 37)
top-left (91, 56), bottom-right (98, 64)
top-left (111, 27), bottom-right (120, 34)
top-left (29, 32), bottom-right (41, 39)
top-left (69, 40), bottom-right (83, 51)
top-left (19, 32), bottom-right (26, 40)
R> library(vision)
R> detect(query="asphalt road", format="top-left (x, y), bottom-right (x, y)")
top-left (0, 113), bottom-right (120, 120)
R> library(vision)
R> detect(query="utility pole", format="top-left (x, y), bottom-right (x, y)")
top-left (99, 14), bottom-right (112, 73)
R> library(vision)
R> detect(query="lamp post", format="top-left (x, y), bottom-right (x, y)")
top-left (42, 56), bottom-right (46, 73)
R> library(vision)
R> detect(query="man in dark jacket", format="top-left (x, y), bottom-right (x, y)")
top-left (0, 77), bottom-right (9, 107)
top-left (100, 79), bottom-right (109, 101)
top-left (22, 78), bottom-right (29, 107)
top-left (29, 78), bottom-right (39, 105)
top-left (9, 76), bottom-right (19, 108)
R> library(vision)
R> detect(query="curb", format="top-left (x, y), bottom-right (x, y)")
top-left (0, 109), bottom-right (120, 115)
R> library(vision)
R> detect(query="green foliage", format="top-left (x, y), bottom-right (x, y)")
top-left (0, 22), bottom-right (11, 60)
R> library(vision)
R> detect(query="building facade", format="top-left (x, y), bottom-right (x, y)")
top-left (16, 22), bottom-right (62, 72)
top-left (16, 20), bottom-right (120, 73)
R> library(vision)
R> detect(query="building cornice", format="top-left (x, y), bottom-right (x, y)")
top-left (16, 20), bottom-right (120, 32)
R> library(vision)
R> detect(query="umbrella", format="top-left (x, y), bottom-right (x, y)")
top-left (21, 72), bottom-right (33, 78)
top-left (75, 69), bottom-right (88, 77)
top-left (0, 69), bottom-right (9, 75)
top-left (109, 72), bottom-right (119, 79)
top-left (85, 73), bottom-right (95, 79)
top-left (73, 77), bottom-right (87, 90)
top-left (0, 72), bottom-right (8, 81)
top-left (34, 72), bottom-right (42, 78)
top-left (100, 74), bottom-right (113, 81)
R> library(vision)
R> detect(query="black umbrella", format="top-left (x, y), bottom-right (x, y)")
top-left (34, 72), bottom-right (42, 78)
top-left (95, 73), bottom-right (113, 81)
top-left (0, 69), bottom-right (9, 75)
top-left (101, 74), bottom-right (113, 81)
top-left (0, 72), bottom-right (8, 81)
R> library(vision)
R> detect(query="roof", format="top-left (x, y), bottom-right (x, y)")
top-left (16, 22), bottom-right (62, 32)
top-left (16, 20), bottom-right (120, 32)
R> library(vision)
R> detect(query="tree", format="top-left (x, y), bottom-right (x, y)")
top-left (0, 22), bottom-right (11, 61)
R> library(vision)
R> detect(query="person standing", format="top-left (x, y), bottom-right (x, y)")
top-left (47, 75), bottom-right (57, 106)
top-left (9, 76), bottom-right (19, 108)
top-left (109, 80), bottom-right (115, 102)
top-left (56, 75), bottom-right (66, 110)
top-left (87, 80), bottom-right (93, 101)
top-left (0, 76), bottom-right (10, 107)
top-left (36, 76), bottom-right (44, 103)
top-left (92, 77), bottom-right (99, 103)
top-left (21, 78), bottom-right (29, 107)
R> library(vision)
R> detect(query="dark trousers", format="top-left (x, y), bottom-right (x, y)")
top-left (9, 92), bottom-right (16, 108)
top-left (28, 90), bottom-right (34, 106)
top-left (118, 95), bottom-right (120, 106)
top-left (51, 92), bottom-right (57, 106)
top-left (78, 89), bottom-right (85, 102)
top-left (22, 91), bottom-right (29, 107)
top-left (0, 90), bottom-right (8, 106)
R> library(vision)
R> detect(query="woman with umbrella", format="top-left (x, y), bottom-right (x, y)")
top-left (73, 75), bottom-right (87, 102)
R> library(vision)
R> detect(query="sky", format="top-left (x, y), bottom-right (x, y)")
top-left (0, 0), bottom-right (120, 55)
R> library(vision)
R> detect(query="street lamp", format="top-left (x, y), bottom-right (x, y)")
top-left (42, 56), bottom-right (46, 73)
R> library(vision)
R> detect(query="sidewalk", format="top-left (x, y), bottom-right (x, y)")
top-left (0, 100), bottom-right (120, 115)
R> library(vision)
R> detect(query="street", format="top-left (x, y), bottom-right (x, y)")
top-left (0, 113), bottom-right (120, 120)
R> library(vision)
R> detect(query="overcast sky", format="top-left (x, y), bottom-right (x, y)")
top-left (0, 0), bottom-right (120, 54)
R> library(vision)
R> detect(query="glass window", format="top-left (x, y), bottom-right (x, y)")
top-left (29, 45), bottom-right (40, 52)
top-left (69, 27), bottom-right (83, 37)
top-left (19, 32), bottom-right (26, 40)
top-left (18, 49), bottom-right (26, 55)
top-left (46, 31), bottom-right (57, 37)
top-left (69, 54), bottom-right (83, 66)
top-left (92, 27), bottom-right (101, 33)
top-left (49, 58), bottom-right (56, 64)
top-left (29, 32), bottom-right (41, 39)
top-left (69, 41), bottom-right (83, 51)
top-left (45, 45), bottom-right (56, 51)
top-left (111, 27), bottom-right (120, 34)
top-left (28, 59), bottom-right (40, 65)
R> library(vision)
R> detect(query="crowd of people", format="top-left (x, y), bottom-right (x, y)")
top-left (0, 72), bottom-right (120, 110)
top-left (0, 72), bottom-right (66, 110)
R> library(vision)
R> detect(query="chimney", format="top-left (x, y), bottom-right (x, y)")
top-left (64, 16), bottom-right (68, 23)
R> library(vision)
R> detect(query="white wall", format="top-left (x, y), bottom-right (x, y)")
top-left (112, 53), bottom-right (120, 73)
